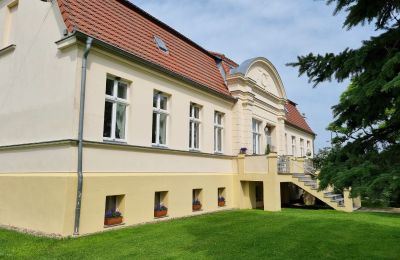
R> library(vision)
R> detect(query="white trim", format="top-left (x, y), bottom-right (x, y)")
top-left (214, 111), bottom-right (224, 153)
top-left (189, 103), bottom-right (201, 150)
top-left (152, 92), bottom-right (169, 147)
top-left (103, 78), bottom-right (129, 143)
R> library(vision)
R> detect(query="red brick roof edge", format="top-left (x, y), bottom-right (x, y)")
top-left (57, 0), bottom-right (231, 97)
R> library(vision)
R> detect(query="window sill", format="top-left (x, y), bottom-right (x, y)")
top-left (103, 139), bottom-right (127, 145)
top-left (189, 149), bottom-right (201, 153)
top-left (103, 222), bottom-right (125, 228)
top-left (154, 215), bottom-right (169, 219)
top-left (214, 151), bottom-right (224, 155)
top-left (152, 144), bottom-right (169, 149)
top-left (0, 44), bottom-right (16, 57)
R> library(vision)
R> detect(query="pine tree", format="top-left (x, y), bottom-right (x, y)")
top-left (288, 0), bottom-right (400, 206)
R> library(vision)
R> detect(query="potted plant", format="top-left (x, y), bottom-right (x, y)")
top-left (218, 196), bottom-right (225, 207)
top-left (265, 144), bottom-right (271, 155)
top-left (239, 147), bottom-right (247, 154)
top-left (104, 210), bottom-right (123, 226)
top-left (192, 199), bottom-right (202, 211)
top-left (154, 204), bottom-right (168, 218)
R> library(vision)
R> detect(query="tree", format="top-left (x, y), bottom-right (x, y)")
top-left (288, 0), bottom-right (400, 206)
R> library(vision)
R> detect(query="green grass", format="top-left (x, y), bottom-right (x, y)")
top-left (1, 209), bottom-right (399, 259)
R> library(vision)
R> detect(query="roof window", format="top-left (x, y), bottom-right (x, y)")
top-left (154, 36), bottom-right (168, 53)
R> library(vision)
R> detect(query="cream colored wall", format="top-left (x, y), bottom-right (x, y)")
top-left (0, 173), bottom-right (77, 236)
top-left (80, 49), bottom-right (234, 155)
top-left (0, 0), bottom-right (78, 146)
top-left (79, 173), bottom-right (236, 235)
top-left (83, 144), bottom-right (236, 174)
top-left (284, 124), bottom-right (314, 157)
top-left (0, 143), bottom-right (77, 173)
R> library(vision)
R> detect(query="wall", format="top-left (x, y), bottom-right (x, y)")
top-left (80, 49), bottom-right (235, 155)
top-left (284, 124), bottom-right (314, 157)
top-left (0, 0), bottom-right (78, 146)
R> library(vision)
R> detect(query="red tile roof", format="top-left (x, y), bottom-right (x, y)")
top-left (209, 52), bottom-right (238, 76)
top-left (285, 100), bottom-right (315, 135)
top-left (57, 0), bottom-right (231, 97)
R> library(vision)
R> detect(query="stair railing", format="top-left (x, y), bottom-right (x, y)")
top-left (277, 155), bottom-right (290, 174)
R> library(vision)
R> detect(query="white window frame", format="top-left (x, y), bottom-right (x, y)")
top-left (291, 136), bottom-right (296, 156)
top-left (214, 111), bottom-right (224, 153)
top-left (152, 91), bottom-right (169, 147)
top-left (103, 77), bottom-right (129, 142)
top-left (252, 119), bottom-right (261, 155)
top-left (300, 138), bottom-right (305, 157)
top-left (189, 103), bottom-right (201, 150)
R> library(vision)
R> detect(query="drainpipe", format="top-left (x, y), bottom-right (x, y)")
top-left (74, 37), bottom-right (93, 236)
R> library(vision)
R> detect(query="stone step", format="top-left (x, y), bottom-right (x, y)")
top-left (303, 181), bottom-right (317, 186)
top-left (331, 197), bottom-right (344, 203)
top-left (324, 191), bottom-right (333, 196)
top-left (298, 176), bottom-right (312, 181)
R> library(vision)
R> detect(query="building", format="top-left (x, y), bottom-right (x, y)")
top-left (0, 0), bottom-right (359, 237)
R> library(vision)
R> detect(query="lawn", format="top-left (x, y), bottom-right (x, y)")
top-left (0, 209), bottom-right (399, 259)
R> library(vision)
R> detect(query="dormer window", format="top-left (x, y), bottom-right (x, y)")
top-left (154, 36), bottom-right (168, 53)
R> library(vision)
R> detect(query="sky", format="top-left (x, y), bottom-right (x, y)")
top-left (133, 0), bottom-right (377, 151)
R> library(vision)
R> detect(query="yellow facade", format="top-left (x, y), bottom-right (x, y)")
top-left (0, 0), bottom-right (359, 237)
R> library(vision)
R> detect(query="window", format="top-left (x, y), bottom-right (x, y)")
top-left (192, 189), bottom-right (203, 211)
top-left (218, 187), bottom-right (226, 207)
top-left (291, 136), bottom-right (296, 156)
top-left (252, 119), bottom-right (261, 154)
top-left (104, 195), bottom-right (125, 226)
top-left (154, 36), bottom-right (168, 53)
top-left (103, 77), bottom-right (128, 141)
top-left (307, 140), bottom-right (311, 156)
top-left (285, 133), bottom-right (288, 155)
top-left (300, 138), bottom-right (305, 157)
top-left (152, 91), bottom-right (169, 146)
top-left (154, 191), bottom-right (168, 218)
top-left (214, 111), bottom-right (224, 153)
top-left (189, 103), bottom-right (201, 150)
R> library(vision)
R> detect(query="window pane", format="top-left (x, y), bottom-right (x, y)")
top-left (106, 79), bottom-right (114, 96)
top-left (194, 122), bottom-right (199, 148)
top-left (214, 127), bottom-right (217, 151)
top-left (190, 104), bottom-right (193, 117)
top-left (159, 114), bottom-right (167, 144)
top-left (153, 93), bottom-right (158, 108)
top-left (160, 95), bottom-right (168, 110)
top-left (217, 113), bottom-right (222, 125)
top-left (252, 119), bottom-right (256, 132)
top-left (189, 122), bottom-right (193, 148)
top-left (103, 101), bottom-right (113, 138)
top-left (217, 128), bottom-right (222, 151)
top-left (194, 106), bottom-right (200, 119)
top-left (117, 82), bottom-right (127, 99)
top-left (152, 112), bottom-right (157, 143)
top-left (115, 104), bottom-right (126, 139)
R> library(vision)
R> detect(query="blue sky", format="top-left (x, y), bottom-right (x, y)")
top-left (133, 0), bottom-right (377, 150)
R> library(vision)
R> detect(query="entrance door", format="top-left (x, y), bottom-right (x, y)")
top-left (255, 182), bottom-right (264, 209)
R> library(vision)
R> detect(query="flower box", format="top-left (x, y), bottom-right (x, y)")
top-left (104, 216), bottom-right (123, 226)
top-left (154, 210), bottom-right (168, 218)
top-left (192, 204), bottom-right (202, 211)
top-left (218, 201), bottom-right (225, 207)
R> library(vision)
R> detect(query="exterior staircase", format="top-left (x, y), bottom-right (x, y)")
top-left (291, 173), bottom-right (345, 209)
top-left (278, 156), bottom-right (352, 211)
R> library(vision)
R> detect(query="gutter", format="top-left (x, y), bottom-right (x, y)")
top-left (74, 37), bottom-right (93, 236)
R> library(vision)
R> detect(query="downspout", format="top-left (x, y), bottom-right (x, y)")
top-left (74, 37), bottom-right (93, 236)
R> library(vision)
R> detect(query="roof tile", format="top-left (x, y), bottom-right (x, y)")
top-left (57, 0), bottom-right (230, 96)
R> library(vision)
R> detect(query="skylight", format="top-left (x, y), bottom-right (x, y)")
top-left (154, 36), bottom-right (168, 53)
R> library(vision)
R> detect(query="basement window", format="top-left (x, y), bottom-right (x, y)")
top-left (104, 195), bottom-right (125, 227)
top-left (154, 36), bottom-right (168, 53)
top-left (218, 187), bottom-right (226, 207)
top-left (154, 191), bottom-right (168, 218)
top-left (192, 189), bottom-right (203, 211)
